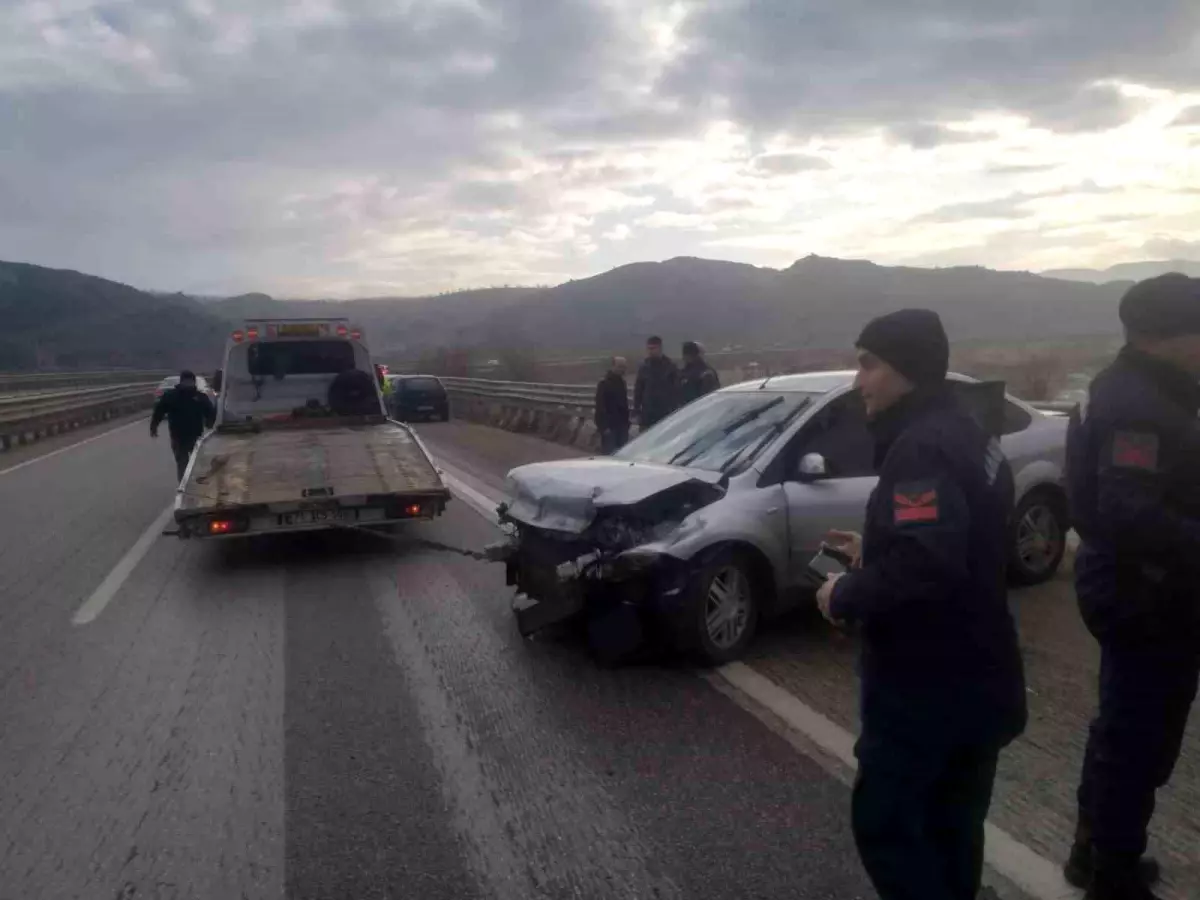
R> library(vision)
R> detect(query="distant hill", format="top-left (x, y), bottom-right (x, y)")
top-left (476, 255), bottom-right (1127, 354)
top-left (206, 287), bottom-right (542, 359)
top-left (4, 253), bottom-right (1139, 372)
top-left (0, 261), bottom-right (226, 371)
top-left (1042, 259), bottom-right (1200, 284)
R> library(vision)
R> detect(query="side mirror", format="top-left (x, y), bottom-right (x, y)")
top-left (796, 452), bottom-right (829, 481)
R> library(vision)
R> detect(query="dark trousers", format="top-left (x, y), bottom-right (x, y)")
top-left (171, 436), bottom-right (198, 483)
top-left (852, 729), bottom-right (1001, 900)
top-left (1076, 635), bottom-right (1199, 868)
top-left (599, 425), bottom-right (629, 455)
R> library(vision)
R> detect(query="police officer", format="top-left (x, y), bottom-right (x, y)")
top-left (678, 340), bottom-right (720, 405)
top-left (150, 370), bottom-right (217, 482)
top-left (1063, 274), bottom-right (1200, 900)
top-left (633, 335), bottom-right (679, 429)
top-left (816, 308), bottom-right (1027, 900)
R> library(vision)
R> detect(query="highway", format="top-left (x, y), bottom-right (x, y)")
top-left (0, 418), bottom-right (875, 900)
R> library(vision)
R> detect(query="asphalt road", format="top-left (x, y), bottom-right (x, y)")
top-left (0, 422), bottom-right (873, 900)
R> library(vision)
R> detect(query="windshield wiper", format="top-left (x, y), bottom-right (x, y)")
top-left (718, 396), bottom-right (812, 474)
top-left (667, 396), bottom-right (785, 468)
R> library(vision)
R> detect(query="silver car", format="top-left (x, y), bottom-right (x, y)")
top-left (495, 372), bottom-right (1068, 664)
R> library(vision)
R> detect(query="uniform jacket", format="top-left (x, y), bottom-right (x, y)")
top-left (1067, 346), bottom-right (1200, 640)
top-left (830, 385), bottom-right (1027, 746)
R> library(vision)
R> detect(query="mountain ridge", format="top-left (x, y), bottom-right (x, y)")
top-left (7, 253), bottom-right (1193, 370)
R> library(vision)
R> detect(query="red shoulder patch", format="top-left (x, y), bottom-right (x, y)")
top-left (893, 485), bottom-right (939, 525)
top-left (1111, 431), bottom-right (1159, 471)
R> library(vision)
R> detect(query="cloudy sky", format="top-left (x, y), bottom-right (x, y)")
top-left (2, 0), bottom-right (1198, 297)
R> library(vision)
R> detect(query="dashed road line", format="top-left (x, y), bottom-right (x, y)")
top-left (72, 504), bottom-right (175, 626)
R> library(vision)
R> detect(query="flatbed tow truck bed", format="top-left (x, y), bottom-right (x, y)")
top-left (175, 419), bottom-right (450, 538)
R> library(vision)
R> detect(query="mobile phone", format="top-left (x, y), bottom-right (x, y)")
top-left (807, 543), bottom-right (850, 578)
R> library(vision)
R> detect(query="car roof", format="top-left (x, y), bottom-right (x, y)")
top-left (391, 373), bottom-right (442, 381)
top-left (720, 370), bottom-right (980, 395)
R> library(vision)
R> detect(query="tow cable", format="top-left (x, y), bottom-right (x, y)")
top-left (330, 521), bottom-right (504, 562)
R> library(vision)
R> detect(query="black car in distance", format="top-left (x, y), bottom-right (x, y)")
top-left (388, 374), bottom-right (450, 422)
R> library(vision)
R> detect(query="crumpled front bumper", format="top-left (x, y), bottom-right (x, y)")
top-left (488, 536), bottom-right (689, 640)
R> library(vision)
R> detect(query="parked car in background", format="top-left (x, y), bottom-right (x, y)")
top-left (154, 375), bottom-right (215, 401)
top-left (492, 371), bottom-right (1069, 664)
top-left (387, 374), bottom-right (450, 422)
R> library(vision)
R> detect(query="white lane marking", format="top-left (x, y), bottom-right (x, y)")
top-left (436, 464), bottom-right (501, 526)
top-left (425, 458), bottom-right (1079, 899)
top-left (72, 504), bottom-right (175, 626)
top-left (717, 662), bottom-right (1080, 900)
top-left (0, 417), bottom-right (148, 478)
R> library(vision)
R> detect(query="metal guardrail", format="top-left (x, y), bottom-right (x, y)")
top-left (0, 382), bottom-right (160, 452)
top-left (0, 370), bottom-right (174, 393)
top-left (439, 376), bottom-right (1073, 416)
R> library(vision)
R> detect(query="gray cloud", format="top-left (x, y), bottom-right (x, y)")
top-left (887, 123), bottom-right (986, 149)
top-left (913, 182), bottom-right (1120, 224)
top-left (750, 152), bottom-right (831, 175)
top-left (659, 1), bottom-right (1197, 136)
top-left (0, 0), bottom-right (1197, 294)
top-left (913, 194), bottom-right (1037, 224)
top-left (1172, 106), bottom-right (1200, 126)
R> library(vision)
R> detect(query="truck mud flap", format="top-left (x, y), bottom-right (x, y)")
top-left (513, 591), bottom-right (586, 637)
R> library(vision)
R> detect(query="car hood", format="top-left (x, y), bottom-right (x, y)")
top-left (502, 458), bottom-right (725, 534)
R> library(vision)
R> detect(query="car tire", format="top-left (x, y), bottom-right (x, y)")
top-left (679, 548), bottom-right (761, 666)
top-left (1008, 489), bottom-right (1068, 586)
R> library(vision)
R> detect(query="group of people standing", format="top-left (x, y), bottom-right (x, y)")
top-left (593, 335), bottom-right (721, 453)
top-left (812, 273), bottom-right (1200, 900)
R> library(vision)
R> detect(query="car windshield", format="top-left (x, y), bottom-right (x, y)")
top-left (615, 390), bottom-right (821, 473)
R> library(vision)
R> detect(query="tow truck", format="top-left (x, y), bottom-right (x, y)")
top-left (173, 318), bottom-right (450, 539)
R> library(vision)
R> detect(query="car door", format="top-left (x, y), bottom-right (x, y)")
top-left (779, 392), bottom-right (879, 586)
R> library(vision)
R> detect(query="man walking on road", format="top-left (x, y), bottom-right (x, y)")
top-left (1063, 274), bottom-right (1200, 900)
top-left (678, 341), bottom-right (720, 405)
top-left (633, 335), bottom-right (679, 430)
top-left (595, 356), bottom-right (630, 454)
top-left (815, 309), bottom-right (1027, 900)
top-left (151, 370), bottom-right (216, 482)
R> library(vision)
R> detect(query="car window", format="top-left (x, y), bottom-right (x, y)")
top-left (246, 340), bottom-right (356, 377)
top-left (401, 377), bottom-right (443, 393)
top-left (795, 393), bottom-right (875, 479)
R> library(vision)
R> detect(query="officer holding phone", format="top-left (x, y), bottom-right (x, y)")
top-left (814, 309), bottom-right (1026, 900)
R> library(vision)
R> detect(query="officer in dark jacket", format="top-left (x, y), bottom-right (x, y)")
top-left (1063, 274), bottom-right (1200, 900)
top-left (151, 370), bottom-right (217, 482)
top-left (678, 341), bottom-right (720, 405)
top-left (816, 309), bottom-right (1027, 900)
top-left (594, 356), bottom-right (630, 454)
top-left (633, 335), bottom-right (679, 429)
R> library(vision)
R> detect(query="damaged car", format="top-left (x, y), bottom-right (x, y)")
top-left (491, 371), bottom-right (1069, 665)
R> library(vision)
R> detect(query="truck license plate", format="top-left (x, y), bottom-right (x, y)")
top-left (418, 405), bottom-right (434, 411)
top-left (280, 509), bottom-right (358, 527)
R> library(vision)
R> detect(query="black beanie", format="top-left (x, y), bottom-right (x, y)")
top-left (855, 309), bottom-right (949, 387)
top-left (1118, 273), bottom-right (1200, 338)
